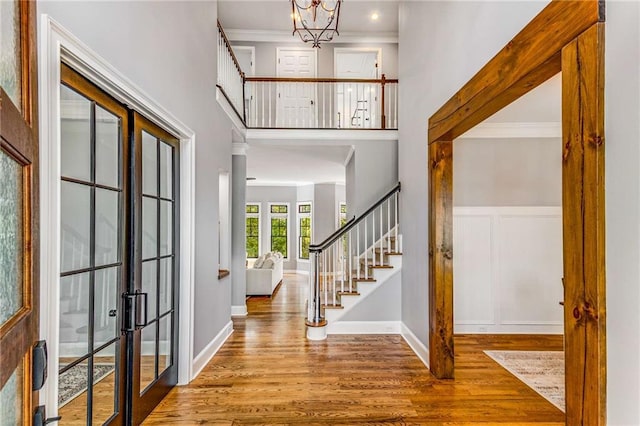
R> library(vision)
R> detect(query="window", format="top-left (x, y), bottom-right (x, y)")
top-left (269, 203), bottom-right (289, 258)
top-left (298, 203), bottom-right (312, 260)
top-left (339, 203), bottom-right (348, 227)
top-left (246, 203), bottom-right (260, 258)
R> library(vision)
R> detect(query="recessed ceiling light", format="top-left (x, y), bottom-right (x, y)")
top-left (371, 12), bottom-right (379, 21)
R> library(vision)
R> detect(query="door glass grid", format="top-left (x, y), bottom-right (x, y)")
top-left (0, 148), bottom-right (24, 326)
top-left (59, 82), bottom-right (122, 424)
top-left (140, 132), bottom-right (175, 395)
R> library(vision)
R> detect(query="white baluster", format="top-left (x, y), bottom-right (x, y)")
top-left (387, 198), bottom-right (391, 252)
top-left (395, 192), bottom-right (399, 252)
top-left (348, 229), bottom-right (353, 292)
top-left (268, 83), bottom-right (272, 128)
top-left (356, 224), bottom-right (361, 280)
top-left (364, 217), bottom-right (368, 279)
top-left (371, 211), bottom-right (376, 267)
top-left (380, 205), bottom-right (384, 265)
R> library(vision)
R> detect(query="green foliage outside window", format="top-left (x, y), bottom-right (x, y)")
top-left (299, 217), bottom-right (311, 259)
top-left (271, 217), bottom-right (287, 257)
top-left (246, 217), bottom-right (259, 258)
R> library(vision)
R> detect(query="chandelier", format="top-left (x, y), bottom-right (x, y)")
top-left (291, 0), bottom-right (342, 48)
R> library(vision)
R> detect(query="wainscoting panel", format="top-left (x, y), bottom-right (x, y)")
top-left (453, 207), bottom-right (563, 334)
top-left (453, 215), bottom-right (494, 325)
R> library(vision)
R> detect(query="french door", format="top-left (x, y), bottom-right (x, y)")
top-left (129, 113), bottom-right (179, 425)
top-left (0, 0), bottom-right (40, 425)
top-left (58, 66), bottom-right (179, 425)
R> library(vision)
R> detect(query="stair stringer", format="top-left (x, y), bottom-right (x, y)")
top-left (324, 255), bottom-right (402, 332)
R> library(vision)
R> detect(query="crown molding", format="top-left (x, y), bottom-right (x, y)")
top-left (457, 122), bottom-right (562, 139)
top-left (226, 29), bottom-right (398, 44)
top-left (232, 142), bottom-right (249, 156)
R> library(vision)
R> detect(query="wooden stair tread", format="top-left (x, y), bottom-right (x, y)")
top-left (337, 291), bottom-right (360, 296)
top-left (352, 278), bottom-right (376, 282)
top-left (322, 304), bottom-right (344, 309)
top-left (370, 265), bottom-right (394, 269)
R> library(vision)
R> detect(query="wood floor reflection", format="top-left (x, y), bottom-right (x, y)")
top-left (143, 273), bottom-right (564, 424)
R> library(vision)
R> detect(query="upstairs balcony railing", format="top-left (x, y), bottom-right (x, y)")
top-left (216, 20), bottom-right (398, 130)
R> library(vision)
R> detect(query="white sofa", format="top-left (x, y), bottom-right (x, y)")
top-left (246, 252), bottom-right (284, 296)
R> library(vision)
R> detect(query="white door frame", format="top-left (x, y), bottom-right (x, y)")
top-left (276, 47), bottom-right (318, 127)
top-left (333, 47), bottom-right (382, 78)
top-left (38, 15), bottom-right (197, 415)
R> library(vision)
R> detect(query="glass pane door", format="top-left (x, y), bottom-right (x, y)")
top-left (58, 64), bottom-right (128, 425)
top-left (131, 112), bottom-right (179, 425)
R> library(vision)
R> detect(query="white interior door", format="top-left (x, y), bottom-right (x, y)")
top-left (276, 48), bottom-right (317, 127)
top-left (335, 49), bottom-right (380, 128)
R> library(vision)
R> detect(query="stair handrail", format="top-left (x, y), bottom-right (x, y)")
top-left (306, 182), bottom-right (401, 333)
top-left (309, 182), bottom-right (401, 252)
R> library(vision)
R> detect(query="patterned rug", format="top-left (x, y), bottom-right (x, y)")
top-left (58, 363), bottom-right (115, 407)
top-left (484, 350), bottom-right (565, 412)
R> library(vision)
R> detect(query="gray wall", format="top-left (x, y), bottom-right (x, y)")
top-left (454, 138), bottom-right (561, 206)
top-left (339, 272), bottom-right (401, 322)
top-left (398, 0), bottom-right (549, 354)
top-left (38, 0), bottom-right (235, 357)
top-left (314, 184), bottom-right (338, 243)
top-left (246, 185), bottom-right (299, 270)
top-left (231, 155), bottom-right (247, 309)
top-left (605, 1), bottom-right (640, 422)
top-left (232, 41), bottom-right (399, 78)
top-left (400, 1), bottom-right (640, 421)
top-left (353, 140), bottom-right (398, 216)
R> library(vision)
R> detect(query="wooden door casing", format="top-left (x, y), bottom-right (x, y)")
top-left (427, 1), bottom-right (606, 424)
top-left (0, 0), bottom-right (39, 423)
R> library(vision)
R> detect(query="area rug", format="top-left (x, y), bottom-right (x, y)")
top-left (58, 363), bottom-right (115, 407)
top-left (484, 350), bottom-right (565, 412)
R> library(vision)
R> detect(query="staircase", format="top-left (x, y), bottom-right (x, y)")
top-left (306, 183), bottom-right (401, 340)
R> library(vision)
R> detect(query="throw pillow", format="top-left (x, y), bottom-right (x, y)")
top-left (254, 254), bottom-right (266, 268)
top-left (262, 258), bottom-right (275, 269)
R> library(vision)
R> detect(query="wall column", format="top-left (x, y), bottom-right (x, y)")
top-left (231, 142), bottom-right (248, 316)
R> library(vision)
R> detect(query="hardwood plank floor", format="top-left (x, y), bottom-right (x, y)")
top-left (144, 273), bottom-right (564, 425)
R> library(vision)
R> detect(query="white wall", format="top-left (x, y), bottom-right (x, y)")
top-left (398, 0), bottom-right (549, 358)
top-left (605, 1), bottom-right (640, 423)
top-left (454, 207), bottom-right (563, 334)
top-left (338, 272), bottom-right (401, 322)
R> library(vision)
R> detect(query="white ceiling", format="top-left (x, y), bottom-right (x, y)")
top-left (218, 1), bottom-right (399, 34)
top-left (246, 144), bottom-right (352, 186)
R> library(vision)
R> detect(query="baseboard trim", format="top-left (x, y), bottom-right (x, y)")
top-left (231, 305), bottom-right (248, 317)
top-left (284, 269), bottom-right (309, 275)
top-left (191, 320), bottom-right (233, 381)
top-left (327, 321), bottom-right (401, 335)
top-left (401, 322), bottom-right (430, 369)
top-left (454, 324), bottom-right (564, 334)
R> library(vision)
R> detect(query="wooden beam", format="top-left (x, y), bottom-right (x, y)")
top-left (428, 0), bottom-right (601, 144)
top-left (561, 23), bottom-right (606, 425)
top-left (428, 140), bottom-right (454, 379)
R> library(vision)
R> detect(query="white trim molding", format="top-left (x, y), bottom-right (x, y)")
top-left (231, 305), bottom-right (248, 317)
top-left (401, 323), bottom-right (430, 369)
top-left (191, 321), bottom-right (234, 380)
top-left (457, 122), bottom-right (562, 139)
top-left (232, 141), bottom-right (249, 156)
top-left (327, 321), bottom-right (401, 335)
top-left (225, 29), bottom-right (398, 44)
top-left (246, 128), bottom-right (398, 143)
top-left (38, 15), bottom-right (198, 413)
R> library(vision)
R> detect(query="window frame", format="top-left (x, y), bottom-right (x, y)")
top-left (297, 201), bottom-right (313, 261)
top-left (268, 202), bottom-right (290, 260)
top-left (245, 202), bottom-right (261, 259)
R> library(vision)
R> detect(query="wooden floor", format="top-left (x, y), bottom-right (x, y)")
top-left (144, 273), bottom-right (564, 425)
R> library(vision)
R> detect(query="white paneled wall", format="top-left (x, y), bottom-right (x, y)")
top-left (453, 207), bottom-right (563, 334)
